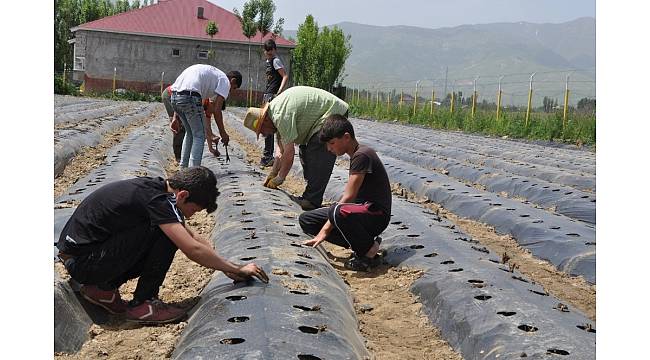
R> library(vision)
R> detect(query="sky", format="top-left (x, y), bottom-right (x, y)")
top-left (209, 0), bottom-right (595, 30)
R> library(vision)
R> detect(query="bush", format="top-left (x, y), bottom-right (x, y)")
top-left (54, 75), bottom-right (79, 95)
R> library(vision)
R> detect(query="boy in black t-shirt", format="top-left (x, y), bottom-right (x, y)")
top-left (57, 166), bottom-right (269, 324)
top-left (299, 115), bottom-right (392, 271)
top-left (260, 39), bottom-right (289, 168)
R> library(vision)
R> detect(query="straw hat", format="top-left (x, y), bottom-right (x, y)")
top-left (243, 103), bottom-right (270, 139)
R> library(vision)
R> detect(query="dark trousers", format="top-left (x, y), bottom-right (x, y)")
top-left (299, 133), bottom-right (337, 207)
top-left (299, 202), bottom-right (390, 256)
top-left (262, 134), bottom-right (274, 161)
top-left (173, 126), bottom-right (186, 162)
top-left (62, 226), bottom-right (178, 303)
top-left (261, 93), bottom-right (275, 162)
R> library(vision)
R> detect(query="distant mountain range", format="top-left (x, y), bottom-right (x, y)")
top-left (284, 18), bottom-right (595, 106)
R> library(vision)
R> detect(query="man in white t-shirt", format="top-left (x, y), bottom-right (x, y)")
top-left (171, 65), bottom-right (242, 167)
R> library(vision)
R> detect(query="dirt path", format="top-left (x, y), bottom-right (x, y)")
top-left (227, 126), bottom-right (463, 360)
top-left (391, 186), bottom-right (596, 321)
top-left (55, 134), bottom-right (216, 359)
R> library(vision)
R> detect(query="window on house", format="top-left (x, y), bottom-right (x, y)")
top-left (73, 57), bottom-right (85, 71)
top-left (172, 48), bottom-right (181, 57)
top-left (197, 50), bottom-right (208, 60)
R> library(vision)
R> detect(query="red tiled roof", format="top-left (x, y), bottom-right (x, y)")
top-left (73, 0), bottom-right (294, 47)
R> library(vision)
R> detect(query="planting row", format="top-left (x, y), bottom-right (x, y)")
top-left (225, 112), bottom-right (596, 359)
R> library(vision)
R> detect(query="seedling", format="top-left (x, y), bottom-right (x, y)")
top-left (501, 252), bottom-right (511, 264)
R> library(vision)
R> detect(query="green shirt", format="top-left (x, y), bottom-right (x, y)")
top-left (268, 86), bottom-right (349, 145)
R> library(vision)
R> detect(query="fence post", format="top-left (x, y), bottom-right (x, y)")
top-left (525, 72), bottom-right (535, 127)
top-left (399, 89), bottom-right (403, 111)
top-left (112, 67), bottom-right (117, 96)
top-left (431, 89), bottom-right (435, 116)
top-left (376, 87), bottom-right (380, 107)
top-left (471, 76), bottom-right (479, 118)
top-left (387, 91), bottom-right (391, 112)
top-left (496, 75), bottom-right (504, 120)
top-left (563, 74), bottom-right (570, 129)
top-left (413, 80), bottom-right (420, 116)
top-left (450, 91), bottom-right (455, 113)
top-left (62, 62), bottom-right (67, 88)
top-left (367, 88), bottom-right (370, 105)
top-left (160, 71), bottom-right (165, 94)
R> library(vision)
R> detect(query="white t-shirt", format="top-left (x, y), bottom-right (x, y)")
top-left (171, 64), bottom-right (230, 100)
top-left (272, 57), bottom-right (284, 70)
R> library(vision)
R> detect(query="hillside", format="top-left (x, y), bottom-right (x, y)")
top-left (284, 18), bottom-right (595, 105)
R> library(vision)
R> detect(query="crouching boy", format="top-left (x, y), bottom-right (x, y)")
top-left (57, 166), bottom-right (268, 324)
top-left (300, 115), bottom-right (392, 271)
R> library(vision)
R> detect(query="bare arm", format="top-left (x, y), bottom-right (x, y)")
top-left (277, 67), bottom-right (289, 94)
top-left (159, 222), bottom-right (268, 282)
top-left (303, 172), bottom-right (366, 247)
top-left (276, 141), bottom-right (295, 180)
top-left (211, 96), bottom-right (229, 145)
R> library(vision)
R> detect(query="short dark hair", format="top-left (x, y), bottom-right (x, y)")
top-left (319, 114), bottom-right (354, 143)
top-left (227, 70), bottom-right (243, 88)
top-left (168, 166), bottom-right (220, 213)
top-left (263, 39), bottom-right (277, 51)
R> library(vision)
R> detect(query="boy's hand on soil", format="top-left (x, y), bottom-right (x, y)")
top-left (220, 133), bottom-right (230, 147)
top-left (170, 118), bottom-right (180, 134)
top-left (264, 177), bottom-right (284, 189)
top-left (239, 263), bottom-right (269, 283)
top-left (303, 236), bottom-right (325, 248)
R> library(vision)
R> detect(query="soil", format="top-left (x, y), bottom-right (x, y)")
top-left (226, 126), bottom-right (463, 359)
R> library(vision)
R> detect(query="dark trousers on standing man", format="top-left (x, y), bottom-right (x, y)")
top-left (299, 202), bottom-right (390, 256)
top-left (60, 226), bottom-right (178, 304)
top-left (299, 132), bottom-right (337, 208)
top-left (261, 93), bottom-right (276, 164)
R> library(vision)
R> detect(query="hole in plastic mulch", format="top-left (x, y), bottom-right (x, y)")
top-left (290, 290), bottom-right (309, 295)
top-left (297, 354), bottom-right (322, 360)
top-left (497, 311), bottom-right (516, 317)
top-left (298, 326), bottom-right (325, 334)
top-left (295, 260), bottom-right (310, 265)
top-left (512, 276), bottom-right (529, 283)
top-left (297, 253), bottom-right (313, 260)
top-left (519, 214), bottom-right (530, 218)
top-left (424, 252), bottom-right (438, 258)
top-left (440, 260), bottom-right (455, 265)
top-left (576, 324), bottom-right (596, 333)
top-left (242, 227), bottom-right (256, 231)
top-left (449, 268), bottom-right (464, 272)
top-left (220, 338), bottom-right (245, 345)
top-left (518, 324), bottom-right (538, 332)
top-left (225, 295), bottom-right (247, 301)
top-left (474, 295), bottom-right (492, 301)
top-left (240, 256), bottom-right (256, 261)
top-left (468, 279), bottom-right (484, 284)
top-left (566, 233), bottom-right (581, 237)
top-left (293, 305), bottom-right (320, 312)
top-left (409, 244), bottom-right (424, 249)
top-left (240, 219), bottom-right (254, 223)
top-left (246, 245), bottom-right (262, 250)
top-left (546, 349), bottom-right (570, 356)
top-left (407, 234), bottom-right (420, 237)
top-left (294, 274), bottom-right (312, 279)
top-left (287, 233), bottom-right (301, 237)
top-left (227, 316), bottom-right (250, 323)
top-left (290, 243), bottom-right (304, 248)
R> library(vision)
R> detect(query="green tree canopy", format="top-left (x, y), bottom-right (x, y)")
top-left (292, 15), bottom-right (351, 90)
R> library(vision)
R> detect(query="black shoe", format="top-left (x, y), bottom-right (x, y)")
top-left (344, 255), bottom-right (373, 271)
top-left (289, 195), bottom-right (317, 211)
top-left (260, 157), bottom-right (274, 167)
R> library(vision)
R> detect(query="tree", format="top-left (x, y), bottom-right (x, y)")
top-left (205, 21), bottom-right (219, 62)
top-left (131, 0), bottom-right (141, 10)
top-left (234, 0), bottom-right (260, 106)
top-left (577, 97), bottom-right (596, 113)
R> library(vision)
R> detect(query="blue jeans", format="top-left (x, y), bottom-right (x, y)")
top-left (171, 93), bottom-right (205, 167)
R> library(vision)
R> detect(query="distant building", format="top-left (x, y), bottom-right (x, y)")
top-left (70, 0), bottom-right (295, 101)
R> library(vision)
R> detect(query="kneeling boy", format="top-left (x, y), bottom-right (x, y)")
top-left (300, 115), bottom-right (392, 271)
top-left (57, 166), bottom-right (268, 324)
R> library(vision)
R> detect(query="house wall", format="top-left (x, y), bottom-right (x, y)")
top-left (73, 30), bottom-right (293, 95)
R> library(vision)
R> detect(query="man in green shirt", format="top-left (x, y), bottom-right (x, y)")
top-left (244, 86), bottom-right (349, 210)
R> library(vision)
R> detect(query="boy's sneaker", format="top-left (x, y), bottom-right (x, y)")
top-left (80, 285), bottom-right (127, 314)
top-left (260, 157), bottom-right (274, 168)
top-left (344, 255), bottom-right (373, 272)
top-left (126, 299), bottom-right (187, 324)
top-left (289, 195), bottom-right (317, 211)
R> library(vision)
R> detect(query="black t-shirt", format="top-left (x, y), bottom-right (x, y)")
top-left (57, 177), bottom-right (183, 254)
top-left (265, 56), bottom-right (283, 94)
top-left (349, 144), bottom-right (392, 214)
